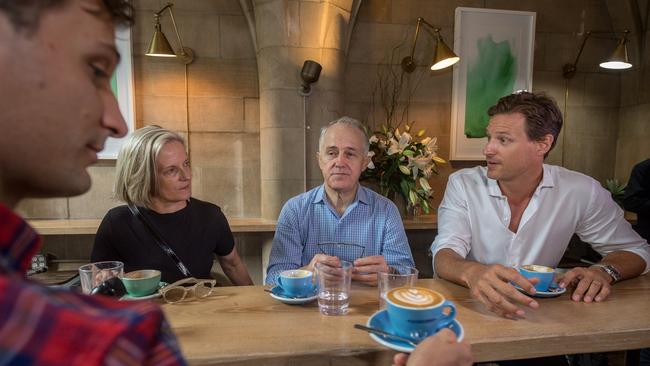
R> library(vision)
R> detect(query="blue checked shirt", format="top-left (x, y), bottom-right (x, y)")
top-left (265, 184), bottom-right (415, 285)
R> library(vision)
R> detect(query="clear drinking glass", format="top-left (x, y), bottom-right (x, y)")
top-left (378, 265), bottom-right (418, 309)
top-left (78, 261), bottom-right (124, 295)
top-left (316, 260), bottom-right (352, 316)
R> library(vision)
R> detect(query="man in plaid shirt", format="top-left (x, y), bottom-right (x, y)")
top-left (0, 1), bottom-right (186, 364)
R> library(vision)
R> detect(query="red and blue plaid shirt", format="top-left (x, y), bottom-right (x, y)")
top-left (0, 204), bottom-right (187, 365)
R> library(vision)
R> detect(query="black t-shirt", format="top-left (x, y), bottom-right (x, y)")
top-left (91, 198), bottom-right (235, 283)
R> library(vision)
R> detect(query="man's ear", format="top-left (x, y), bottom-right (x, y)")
top-left (361, 154), bottom-right (370, 172)
top-left (537, 134), bottom-right (554, 156)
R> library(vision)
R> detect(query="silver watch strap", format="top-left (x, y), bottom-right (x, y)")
top-left (591, 264), bottom-right (621, 283)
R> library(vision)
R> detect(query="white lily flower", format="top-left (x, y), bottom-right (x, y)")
top-left (398, 132), bottom-right (412, 149)
top-left (369, 135), bottom-right (379, 144)
top-left (387, 137), bottom-right (400, 155)
top-left (425, 137), bottom-right (438, 151)
top-left (412, 156), bottom-right (430, 170)
top-left (367, 160), bottom-right (375, 169)
top-left (420, 137), bottom-right (432, 145)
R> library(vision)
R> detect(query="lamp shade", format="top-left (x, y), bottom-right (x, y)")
top-left (431, 38), bottom-right (460, 70)
top-left (599, 38), bottom-right (632, 70)
top-left (146, 26), bottom-right (176, 57)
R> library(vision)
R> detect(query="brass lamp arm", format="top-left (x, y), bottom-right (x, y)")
top-left (153, 2), bottom-right (194, 64)
top-left (563, 30), bottom-right (630, 78)
top-left (407, 17), bottom-right (442, 61)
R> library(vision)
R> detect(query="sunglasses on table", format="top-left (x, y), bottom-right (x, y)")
top-left (159, 277), bottom-right (217, 304)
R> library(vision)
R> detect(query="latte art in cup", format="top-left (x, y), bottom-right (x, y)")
top-left (387, 287), bottom-right (443, 308)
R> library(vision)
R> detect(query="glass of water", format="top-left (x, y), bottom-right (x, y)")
top-left (315, 260), bottom-right (352, 316)
top-left (78, 261), bottom-right (124, 295)
top-left (378, 265), bottom-right (418, 309)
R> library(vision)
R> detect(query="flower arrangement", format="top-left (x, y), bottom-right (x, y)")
top-left (362, 123), bottom-right (445, 214)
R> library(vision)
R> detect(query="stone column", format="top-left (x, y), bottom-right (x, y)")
top-left (246, 0), bottom-right (361, 219)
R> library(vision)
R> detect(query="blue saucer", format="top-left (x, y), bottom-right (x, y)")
top-left (269, 285), bottom-right (318, 304)
top-left (366, 309), bottom-right (464, 353)
top-left (514, 284), bottom-right (566, 298)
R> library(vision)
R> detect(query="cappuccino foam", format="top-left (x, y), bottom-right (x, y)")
top-left (387, 287), bottom-right (443, 308)
top-left (281, 269), bottom-right (312, 278)
top-left (521, 264), bottom-right (554, 273)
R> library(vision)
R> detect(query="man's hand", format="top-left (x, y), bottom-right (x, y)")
top-left (392, 329), bottom-right (473, 366)
top-left (558, 266), bottom-right (612, 303)
top-left (464, 264), bottom-right (540, 318)
top-left (304, 254), bottom-right (340, 273)
top-left (352, 255), bottom-right (389, 286)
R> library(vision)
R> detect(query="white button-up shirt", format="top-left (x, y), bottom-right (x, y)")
top-left (431, 165), bottom-right (650, 272)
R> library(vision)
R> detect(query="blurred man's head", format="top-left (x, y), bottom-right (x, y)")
top-left (317, 117), bottom-right (370, 196)
top-left (0, 0), bottom-right (133, 207)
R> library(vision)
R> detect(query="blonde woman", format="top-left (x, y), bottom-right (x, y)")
top-left (92, 125), bottom-right (253, 285)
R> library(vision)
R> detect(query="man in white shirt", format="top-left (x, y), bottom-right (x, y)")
top-left (432, 91), bottom-right (650, 319)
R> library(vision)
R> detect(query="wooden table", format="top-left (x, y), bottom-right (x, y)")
top-left (161, 275), bottom-right (650, 365)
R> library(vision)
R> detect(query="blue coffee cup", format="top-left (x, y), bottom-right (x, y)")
top-left (277, 269), bottom-right (314, 297)
top-left (519, 265), bottom-right (555, 291)
top-left (386, 287), bottom-right (456, 342)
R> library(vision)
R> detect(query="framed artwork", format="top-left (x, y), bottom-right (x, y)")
top-left (99, 27), bottom-right (135, 159)
top-left (450, 7), bottom-right (536, 160)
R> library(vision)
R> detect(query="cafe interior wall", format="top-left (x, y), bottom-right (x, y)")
top-left (614, 0), bottom-right (650, 183)
top-left (15, 0), bottom-right (646, 283)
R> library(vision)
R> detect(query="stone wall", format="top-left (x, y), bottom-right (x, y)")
top-left (18, 0), bottom-right (260, 220)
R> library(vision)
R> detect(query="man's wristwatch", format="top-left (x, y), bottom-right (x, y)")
top-left (590, 263), bottom-right (621, 284)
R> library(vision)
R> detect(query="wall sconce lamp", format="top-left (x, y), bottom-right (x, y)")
top-left (146, 2), bottom-right (194, 64)
top-left (401, 17), bottom-right (460, 73)
top-left (299, 60), bottom-right (322, 96)
top-left (562, 30), bottom-right (632, 79)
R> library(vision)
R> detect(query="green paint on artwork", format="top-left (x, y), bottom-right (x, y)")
top-left (110, 72), bottom-right (118, 96)
top-left (465, 35), bottom-right (516, 138)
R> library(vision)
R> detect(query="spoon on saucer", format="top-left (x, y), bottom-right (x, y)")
top-left (354, 324), bottom-right (418, 348)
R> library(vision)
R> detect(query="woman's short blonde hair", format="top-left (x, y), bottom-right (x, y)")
top-left (114, 125), bottom-right (186, 207)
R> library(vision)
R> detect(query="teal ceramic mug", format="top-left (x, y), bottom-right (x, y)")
top-left (122, 269), bottom-right (161, 297)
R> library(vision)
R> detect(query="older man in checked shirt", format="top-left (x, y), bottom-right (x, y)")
top-left (266, 117), bottom-right (415, 286)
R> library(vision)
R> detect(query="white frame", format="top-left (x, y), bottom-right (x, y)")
top-left (450, 7), bottom-right (536, 161)
top-left (99, 27), bottom-right (135, 160)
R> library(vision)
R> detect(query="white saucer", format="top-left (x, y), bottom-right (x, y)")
top-left (120, 282), bottom-right (167, 301)
top-left (366, 309), bottom-right (464, 353)
top-left (120, 292), bottom-right (161, 301)
top-left (268, 285), bottom-right (318, 305)
top-left (515, 285), bottom-right (567, 298)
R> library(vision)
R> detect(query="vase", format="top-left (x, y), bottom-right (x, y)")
top-left (391, 194), bottom-right (419, 219)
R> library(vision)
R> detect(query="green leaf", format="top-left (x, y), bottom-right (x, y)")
top-left (400, 180), bottom-right (410, 200)
top-left (402, 150), bottom-right (414, 157)
top-left (422, 199), bottom-right (430, 214)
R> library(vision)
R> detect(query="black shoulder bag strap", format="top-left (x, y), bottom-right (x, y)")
top-left (127, 204), bottom-right (192, 278)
